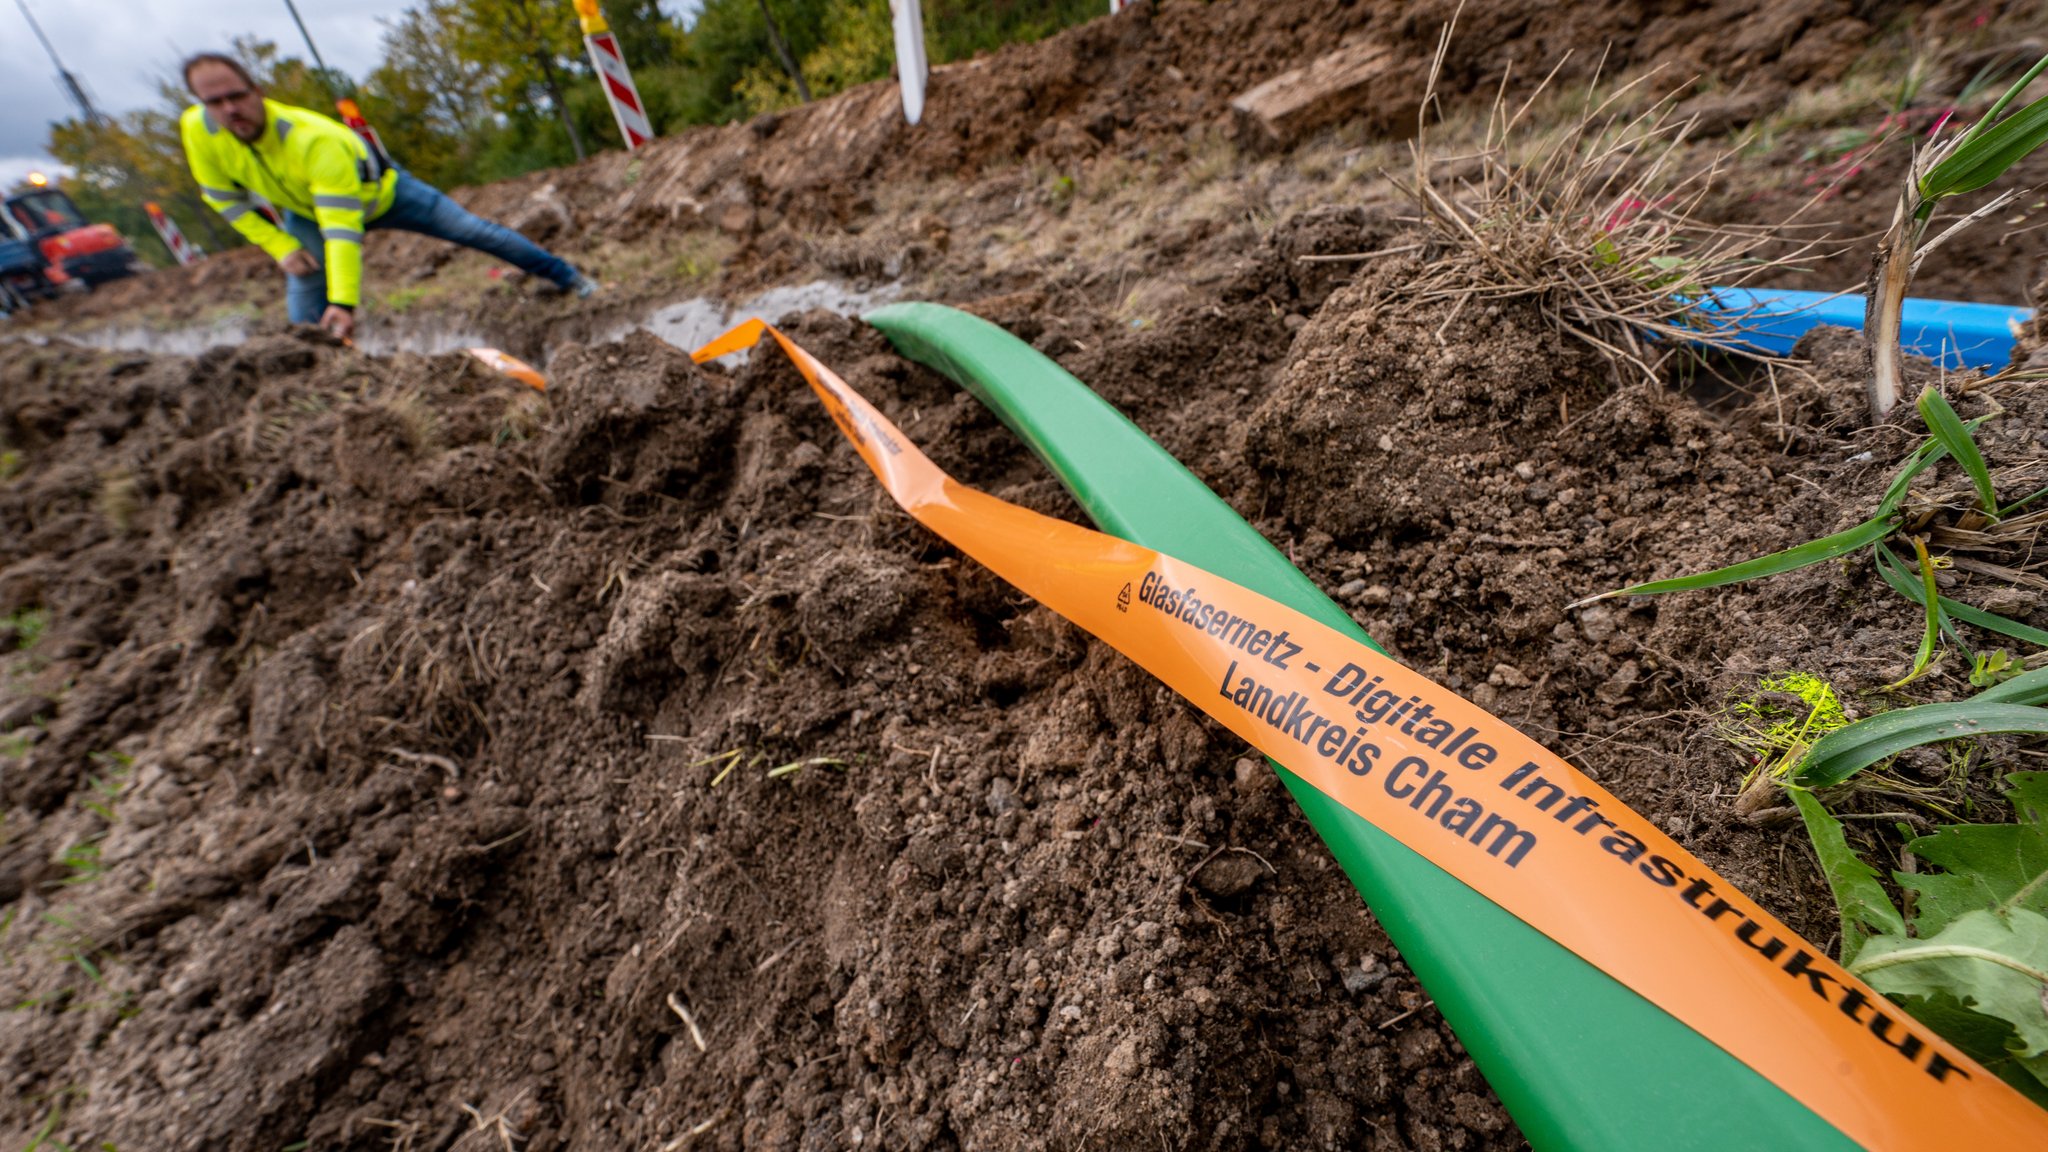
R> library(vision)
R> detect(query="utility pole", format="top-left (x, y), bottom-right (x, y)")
top-left (281, 0), bottom-right (331, 73)
top-left (280, 0), bottom-right (343, 100)
top-left (15, 0), bottom-right (107, 126)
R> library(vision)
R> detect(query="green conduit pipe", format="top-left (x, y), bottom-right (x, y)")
top-left (863, 302), bottom-right (1860, 1151)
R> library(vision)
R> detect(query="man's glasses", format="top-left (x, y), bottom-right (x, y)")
top-left (200, 89), bottom-right (255, 108)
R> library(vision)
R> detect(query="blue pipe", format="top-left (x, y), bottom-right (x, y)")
top-left (1703, 287), bottom-right (2032, 371)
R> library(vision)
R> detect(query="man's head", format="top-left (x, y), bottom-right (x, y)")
top-left (183, 54), bottom-right (265, 143)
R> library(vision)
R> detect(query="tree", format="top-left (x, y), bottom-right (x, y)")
top-left (447, 0), bottom-right (592, 162)
top-left (361, 0), bottom-right (499, 188)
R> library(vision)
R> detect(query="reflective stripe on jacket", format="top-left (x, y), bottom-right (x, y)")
top-left (179, 99), bottom-right (398, 309)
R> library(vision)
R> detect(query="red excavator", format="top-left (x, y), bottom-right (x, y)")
top-left (0, 179), bottom-right (143, 314)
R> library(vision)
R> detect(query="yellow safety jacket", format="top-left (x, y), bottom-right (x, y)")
top-left (179, 98), bottom-right (398, 309)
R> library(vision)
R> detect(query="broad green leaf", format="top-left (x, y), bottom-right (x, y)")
top-left (1792, 702), bottom-right (2048, 788)
top-left (1918, 91), bottom-right (2048, 202)
top-left (1790, 787), bottom-right (1906, 964)
top-left (1852, 908), bottom-right (2048, 1098)
top-left (1575, 514), bottom-right (1897, 606)
top-left (1899, 773), bottom-right (2048, 936)
top-left (1859, 774), bottom-right (2048, 1102)
top-left (1917, 387), bottom-right (1998, 514)
top-left (1888, 989), bottom-right (2048, 1108)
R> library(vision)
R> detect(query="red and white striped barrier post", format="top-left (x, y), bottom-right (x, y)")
top-left (573, 0), bottom-right (654, 150)
top-left (144, 202), bottom-right (203, 266)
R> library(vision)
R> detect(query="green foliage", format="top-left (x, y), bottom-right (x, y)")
top-left (1916, 54), bottom-right (2048, 215)
top-left (1860, 773), bottom-right (2048, 1102)
top-left (925, 0), bottom-right (1107, 62)
top-left (1890, 535), bottom-right (1946, 689)
top-left (1790, 788), bottom-right (1906, 959)
top-left (734, 0), bottom-right (895, 113)
top-left (4, 608), bottom-right (50, 652)
top-left (54, 839), bottom-right (104, 887)
top-left (1874, 541), bottom-right (2048, 650)
top-left (1572, 514), bottom-right (1897, 605)
top-left (21, 1088), bottom-right (83, 1152)
top-left (49, 755), bottom-right (129, 887)
top-left (1799, 774), bottom-right (2048, 1104)
top-left (1974, 649), bottom-right (2025, 688)
top-left (1794, 701), bottom-right (2048, 788)
top-left (1904, 772), bottom-right (2048, 929)
top-left (1917, 386), bottom-right (1998, 516)
top-left (1858, 909), bottom-right (2048, 1103)
top-left (677, 0), bottom-right (834, 123)
top-left (1579, 396), bottom-right (2045, 687)
top-left (1978, 666), bottom-right (2048, 706)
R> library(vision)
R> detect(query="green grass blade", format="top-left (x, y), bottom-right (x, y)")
top-left (1572, 514), bottom-right (1896, 607)
top-left (1918, 88), bottom-right (2048, 203)
top-left (1788, 788), bottom-right (1907, 966)
top-left (1873, 543), bottom-right (1971, 657)
top-left (1917, 387), bottom-right (1998, 515)
top-left (1793, 701), bottom-right (2048, 788)
top-left (1998, 480), bottom-right (2048, 518)
top-left (1874, 542), bottom-right (2048, 649)
top-left (1962, 53), bottom-right (2048, 149)
top-left (1942, 600), bottom-right (2048, 649)
top-left (1879, 418), bottom-right (1991, 516)
top-left (1890, 536), bottom-right (1948, 687)
top-left (1881, 438), bottom-right (1947, 515)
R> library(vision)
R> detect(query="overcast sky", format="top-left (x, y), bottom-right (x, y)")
top-left (2, 0), bottom-right (698, 190)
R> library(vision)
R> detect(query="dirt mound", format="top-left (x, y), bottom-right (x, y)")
top-left (34, 0), bottom-right (1966, 336)
top-left (9, 0), bottom-right (2048, 1147)
top-left (13, 164), bottom-right (2048, 1146)
top-left (0, 288), bottom-right (1495, 1148)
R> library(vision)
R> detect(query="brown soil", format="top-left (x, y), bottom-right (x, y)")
top-left (6, 1), bottom-right (2048, 1149)
top-left (29, 0), bottom-right (2048, 347)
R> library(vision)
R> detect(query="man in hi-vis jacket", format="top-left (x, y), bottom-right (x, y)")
top-left (178, 53), bottom-right (596, 340)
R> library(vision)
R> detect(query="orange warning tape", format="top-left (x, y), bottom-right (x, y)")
top-left (692, 319), bottom-right (2048, 1149)
top-left (468, 347), bottom-right (547, 391)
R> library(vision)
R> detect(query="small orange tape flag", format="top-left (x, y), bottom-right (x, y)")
top-left (468, 348), bottom-right (547, 391)
top-left (692, 319), bottom-right (2048, 1150)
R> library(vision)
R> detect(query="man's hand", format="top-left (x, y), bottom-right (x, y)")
top-left (320, 306), bottom-right (355, 341)
top-left (280, 250), bottom-right (319, 278)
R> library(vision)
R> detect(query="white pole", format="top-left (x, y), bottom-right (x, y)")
top-left (891, 0), bottom-right (928, 125)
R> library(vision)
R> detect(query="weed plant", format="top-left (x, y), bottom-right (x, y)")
top-left (1574, 194), bottom-right (2048, 1103)
top-left (1866, 53), bottom-right (2048, 419)
top-left (1395, 23), bottom-right (1835, 385)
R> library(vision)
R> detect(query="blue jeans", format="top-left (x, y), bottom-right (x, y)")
top-left (283, 171), bottom-right (579, 323)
